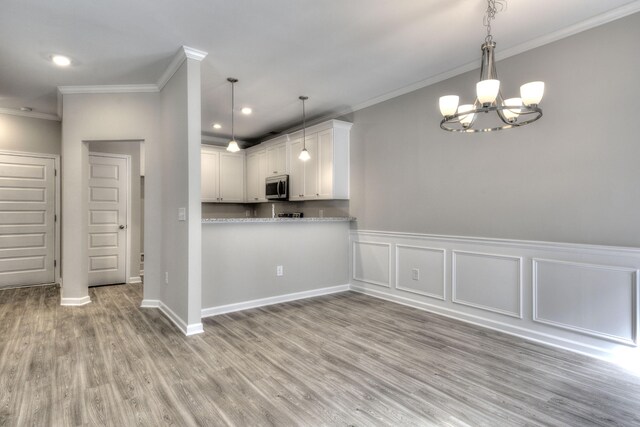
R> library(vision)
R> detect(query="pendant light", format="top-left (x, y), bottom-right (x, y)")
top-left (226, 77), bottom-right (240, 152)
top-left (298, 96), bottom-right (310, 161)
top-left (438, 0), bottom-right (544, 132)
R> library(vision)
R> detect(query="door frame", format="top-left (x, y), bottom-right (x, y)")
top-left (0, 149), bottom-right (61, 285)
top-left (88, 151), bottom-right (132, 285)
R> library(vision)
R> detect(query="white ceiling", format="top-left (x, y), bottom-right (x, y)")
top-left (1, 0), bottom-right (639, 141)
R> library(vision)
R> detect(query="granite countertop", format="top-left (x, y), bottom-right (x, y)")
top-left (202, 217), bottom-right (356, 224)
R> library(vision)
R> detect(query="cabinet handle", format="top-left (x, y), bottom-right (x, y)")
top-left (273, 171), bottom-right (277, 174)
top-left (299, 194), bottom-right (303, 197)
top-left (316, 193), bottom-right (319, 196)
top-left (254, 198), bottom-right (258, 201)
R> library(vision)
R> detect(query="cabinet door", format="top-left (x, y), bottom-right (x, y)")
top-left (303, 133), bottom-right (318, 199)
top-left (256, 150), bottom-right (266, 201)
top-left (289, 138), bottom-right (304, 200)
top-left (219, 153), bottom-right (245, 202)
top-left (201, 149), bottom-right (219, 202)
top-left (317, 129), bottom-right (334, 198)
top-left (266, 142), bottom-right (287, 176)
top-left (246, 150), bottom-right (266, 202)
top-left (246, 152), bottom-right (260, 202)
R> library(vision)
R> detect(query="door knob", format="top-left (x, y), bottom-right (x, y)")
top-left (119, 225), bottom-right (126, 229)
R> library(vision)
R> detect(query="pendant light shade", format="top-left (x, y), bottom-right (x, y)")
top-left (226, 78), bottom-right (240, 152)
top-left (298, 96), bottom-right (310, 161)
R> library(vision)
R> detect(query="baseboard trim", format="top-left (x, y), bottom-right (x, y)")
top-left (349, 284), bottom-right (617, 362)
top-left (140, 299), bottom-right (203, 336)
top-left (60, 295), bottom-right (91, 306)
top-left (140, 299), bottom-right (160, 308)
top-left (201, 284), bottom-right (350, 318)
top-left (128, 276), bottom-right (143, 284)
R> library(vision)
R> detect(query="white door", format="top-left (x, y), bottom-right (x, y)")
top-left (88, 154), bottom-right (127, 286)
top-left (0, 153), bottom-right (55, 288)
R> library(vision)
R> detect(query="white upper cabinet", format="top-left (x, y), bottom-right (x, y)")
top-left (201, 145), bottom-right (245, 203)
top-left (201, 149), bottom-right (220, 202)
top-left (288, 120), bottom-right (351, 201)
top-left (246, 149), bottom-right (267, 203)
top-left (266, 140), bottom-right (288, 176)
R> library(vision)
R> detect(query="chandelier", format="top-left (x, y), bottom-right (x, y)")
top-left (439, 0), bottom-right (544, 132)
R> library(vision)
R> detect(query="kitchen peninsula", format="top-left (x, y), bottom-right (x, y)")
top-left (200, 119), bottom-right (354, 317)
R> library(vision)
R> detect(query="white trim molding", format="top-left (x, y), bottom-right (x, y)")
top-left (394, 244), bottom-right (446, 301)
top-left (58, 84), bottom-right (159, 95)
top-left (532, 258), bottom-right (638, 346)
top-left (0, 107), bottom-right (60, 121)
top-left (351, 241), bottom-right (391, 288)
top-left (157, 45), bottom-right (208, 90)
top-left (451, 250), bottom-right (523, 319)
top-left (140, 300), bottom-right (204, 336)
top-left (201, 284), bottom-right (350, 318)
top-left (350, 229), bottom-right (640, 363)
top-left (61, 295), bottom-right (91, 306)
top-left (128, 276), bottom-right (143, 284)
top-left (140, 299), bottom-right (160, 308)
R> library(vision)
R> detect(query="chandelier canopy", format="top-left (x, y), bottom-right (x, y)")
top-left (439, 0), bottom-right (544, 133)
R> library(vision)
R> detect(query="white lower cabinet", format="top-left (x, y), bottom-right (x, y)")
top-left (201, 145), bottom-right (245, 203)
top-left (246, 149), bottom-right (267, 202)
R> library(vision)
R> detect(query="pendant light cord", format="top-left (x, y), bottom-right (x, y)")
top-left (231, 81), bottom-right (235, 142)
top-left (302, 98), bottom-right (306, 149)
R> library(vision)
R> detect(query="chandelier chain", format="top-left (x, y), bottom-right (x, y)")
top-left (483, 0), bottom-right (506, 43)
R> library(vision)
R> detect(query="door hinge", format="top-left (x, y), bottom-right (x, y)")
top-left (54, 260), bottom-right (57, 267)
top-left (55, 169), bottom-right (57, 176)
top-left (54, 214), bottom-right (57, 222)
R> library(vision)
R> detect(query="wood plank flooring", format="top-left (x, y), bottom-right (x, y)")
top-left (1, 284), bottom-right (639, 426)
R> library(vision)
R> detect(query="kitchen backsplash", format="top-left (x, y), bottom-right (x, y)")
top-left (202, 200), bottom-right (350, 219)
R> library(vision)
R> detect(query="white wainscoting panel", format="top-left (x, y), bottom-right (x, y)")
top-left (452, 251), bottom-right (522, 318)
top-left (352, 241), bottom-right (391, 288)
top-left (395, 245), bottom-right (445, 300)
top-left (533, 259), bottom-right (638, 346)
top-left (350, 230), bottom-right (640, 363)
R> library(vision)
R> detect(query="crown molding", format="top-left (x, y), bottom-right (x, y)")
top-left (323, 0), bottom-right (640, 119)
top-left (183, 46), bottom-right (208, 61)
top-left (157, 46), bottom-right (208, 91)
top-left (0, 108), bottom-right (61, 121)
top-left (57, 84), bottom-right (159, 95)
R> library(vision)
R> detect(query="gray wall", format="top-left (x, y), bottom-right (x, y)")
top-left (60, 92), bottom-right (161, 303)
top-left (202, 221), bottom-right (350, 308)
top-left (88, 141), bottom-right (142, 280)
top-left (347, 12), bottom-right (640, 248)
top-left (158, 57), bottom-right (203, 328)
top-left (0, 114), bottom-right (60, 154)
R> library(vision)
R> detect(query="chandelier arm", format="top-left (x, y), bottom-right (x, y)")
top-left (440, 105), bottom-right (542, 132)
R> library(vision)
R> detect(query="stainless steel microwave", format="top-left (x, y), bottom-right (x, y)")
top-left (265, 175), bottom-right (289, 200)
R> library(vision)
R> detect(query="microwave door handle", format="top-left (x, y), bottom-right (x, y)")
top-left (277, 181), bottom-right (281, 198)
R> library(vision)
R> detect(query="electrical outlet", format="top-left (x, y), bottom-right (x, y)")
top-left (276, 265), bottom-right (283, 276)
top-left (319, 209), bottom-right (324, 218)
top-left (165, 272), bottom-right (169, 284)
top-left (253, 209), bottom-right (257, 217)
top-left (245, 210), bottom-right (251, 217)
top-left (412, 268), bottom-right (420, 281)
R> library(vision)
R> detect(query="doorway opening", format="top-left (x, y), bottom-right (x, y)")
top-left (87, 141), bottom-right (143, 287)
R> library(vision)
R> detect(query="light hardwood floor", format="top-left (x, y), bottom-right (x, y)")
top-left (0, 283), bottom-right (639, 426)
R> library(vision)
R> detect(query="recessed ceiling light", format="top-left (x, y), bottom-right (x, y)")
top-left (212, 123), bottom-right (222, 129)
top-left (52, 55), bottom-right (71, 67)
top-left (241, 107), bottom-right (252, 115)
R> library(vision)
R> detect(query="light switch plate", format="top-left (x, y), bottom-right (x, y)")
top-left (178, 207), bottom-right (186, 221)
